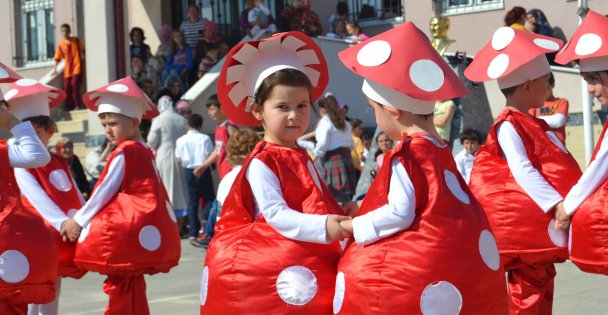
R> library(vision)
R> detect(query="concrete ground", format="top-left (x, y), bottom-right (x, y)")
top-left (59, 239), bottom-right (608, 314)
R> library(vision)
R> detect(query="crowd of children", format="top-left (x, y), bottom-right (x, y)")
top-left (3, 7), bottom-right (608, 315)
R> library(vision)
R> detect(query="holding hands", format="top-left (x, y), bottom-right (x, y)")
top-left (554, 201), bottom-right (570, 230)
top-left (61, 218), bottom-right (83, 242)
top-left (326, 215), bottom-right (352, 241)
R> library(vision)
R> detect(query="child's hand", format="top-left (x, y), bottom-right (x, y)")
top-left (326, 215), bottom-right (352, 241)
top-left (61, 219), bottom-right (83, 242)
top-left (339, 219), bottom-right (353, 234)
top-left (341, 201), bottom-right (360, 217)
top-left (554, 202), bottom-right (570, 230)
top-left (0, 106), bottom-right (20, 130)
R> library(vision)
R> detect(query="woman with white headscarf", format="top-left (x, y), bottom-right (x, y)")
top-left (148, 95), bottom-right (189, 228)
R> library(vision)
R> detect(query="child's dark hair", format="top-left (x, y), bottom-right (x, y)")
top-left (500, 85), bottom-right (519, 98)
top-left (318, 94), bottom-right (346, 131)
top-left (226, 128), bottom-right (260, 165)
top-left (61, 23), bottom-right (71, 31)
top-left (253, 68), bottom-right (313, 111)
top-left (459, 128), bottom-right (482, 144)
top-left (346, 21), bottom-right (362, 33)
top-left (504, 6), bottom-right (526, 26)
top-left (130, 27), bottom-right (146, 42)
top-left (350, 118), bottom-right (363, 129)
top-left (206, 94), bottom-right (221, 109)
top-left (336, 1), bottom-right (349, 15)
top-left (188, 113), bottom-right (203, 129)
top-left (23, 116), bottom-right (54, 130)
top-left (548, 72), bottom-right (555, 87)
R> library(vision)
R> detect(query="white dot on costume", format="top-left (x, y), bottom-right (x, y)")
top-left (0, 67), bottom-right (8, 78)
top-left (487, 54), bottom-right (510, 79)
top-left (332, 271), bottom-right (345, 314)
top-left (491, 27), bottom-right (515, 51)
top-left (49, 169), bottom-right (73, 192)
top-left (575, 33), bottom-right (602, 56)
top-left (106, 84), bottom-right (129, 93)
top-left (0, 250), bottom-right (30, 283)
top-left (533, 38), bottom-right (560, 51)
top-left (545, 131), bottom-right (568, 154)
top-left (166, 200), bottom-right (177, 223)
top-left (409, 59), bottom-right (445, 92)
top-left (4, 89), bottom-right (18, 100)
top-left (568, 224), bottom-right (572, 253)
top-left (356, 40), bottom-right (392, 67)
top-left (67, 209), bottom-right (78, 218)
top-left (444, 170), bottom-right (470, 204)
top-left (478, 230), bottom-right (500, 271)
top-left (307, 161), bottom-right (322, 191)
top-left (78, 222), bottom-right (92, 243)
top-left (200, 266), bottom-right (209, 305)
top-left (276, 265), bottom-right (318, 306)
top-left (139, 225), bottom-right (162, 251)
top-left (548, 219), bottom-right (567, 248)
top-left (15, 78), bottom-right (37, 87)
top-left (420, 281), bottom-right (462, 315)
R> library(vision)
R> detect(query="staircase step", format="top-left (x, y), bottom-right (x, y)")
top-left (68, 109), bottom-right (89, 122)
top-left (56, 120), bottom-right (87, 134)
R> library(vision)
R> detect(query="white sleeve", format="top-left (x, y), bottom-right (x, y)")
top-left (147, 121), bottom-right (161, 150)
top-left (246, 158), bottom-right (330, 244)
top-left (14, 168), bottom-right (69, 232)
top-left (312, 119), bottom-right (330, 157)
top-left (8, 121), bottom-right (51, 168)
top-left (204, 136), bottom-right (214, 158)
top-left (351, 157), bottom-right (416, 245)
top-left (73, 153), bottom-right (125, 227)
top-left (454, 152), bottom-right (466, 179)
top-left (248, 9), bottom-right (256, 22)
top-left (564, 131), bottom-right (608, 215)
top-left (259, 4), bottom-right (270, 15)
top-left (497, 121), bottom-right (563, 212)
top-left (538, 113), bottom-right (566, 129)
top-left (345, 124), bottom-right (354, 150)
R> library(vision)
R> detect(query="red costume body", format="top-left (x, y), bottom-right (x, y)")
top-left (214, 121), bottom-right (233, 179)
top-left (74, 140), bottom-right (180, 315)
top-left (21, 153), bottom-right (86, 279)
top-left (569, 121), bottom-right (608, 275)
top-left (0, 140), bottom-right (58, 314)
top-left (201, 141), bottom-right (343, 314)
top-left (469, 108), bottom-right (582, 314)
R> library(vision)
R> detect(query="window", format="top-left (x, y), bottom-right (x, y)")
top-left (14, 0), bottom-right (55, 67)
top-left (348, 0), bottom-right (403, 21)
top-left (442, 0), bottom-right (504, 15)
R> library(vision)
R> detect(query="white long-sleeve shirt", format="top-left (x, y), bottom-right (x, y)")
top-left (496, 121), bottom-right (563, 212)
top-left (538, 113), bottom-right (567, 129)
top-left (248, 4), bottom-right (271, 22)
top-left (246, 158), bottom-right (330, 244)
top-left (563, 130), bottom-right (608, 215)
top-left (7, 121), bottom-right (50, 168)
top-left (15, 168), bottom-right (85, 231)
top-left (313, 116), bottom-right (354, 158)
top-left (454, 149), bottom-right (475, 184)
top-left (351, 157), bottom-right (416, 245)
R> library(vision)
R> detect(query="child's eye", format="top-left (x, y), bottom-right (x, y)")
top-left (298, 103), bottom-right (309, 109)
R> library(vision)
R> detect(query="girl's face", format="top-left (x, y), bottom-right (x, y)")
top-left (346, 24), bottom-right (356, 35)
top-left (376, 134), bottom-right (393, 153)
top-left (582, 71), bottom-right (608, 106)
top-left (253, 84), bottom-right (311, 147)
top-left (173, 32), bottom-right (184, 44)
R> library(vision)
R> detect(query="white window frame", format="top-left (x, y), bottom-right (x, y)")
top-left (442, 0), bottom-right (504, 16)
top-left (17, 0), bottom-right (55, 68)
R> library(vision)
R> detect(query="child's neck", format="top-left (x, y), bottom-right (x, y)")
top-left (263, 134), bottom-right (297, 148)
top-left (127, 133), bottom-right (144, 144)
top-left (505, 94), bottom-right (534, 113)
top-left (399, 113), bottom-right (443, 140)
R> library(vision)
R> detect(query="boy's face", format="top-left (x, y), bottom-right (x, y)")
top-left (463, 139), bottom-right (479, 155)
top-left (33, 125), bottom-right (55, 146)
top-left (61, 26), bottom-right (71, 39)
top-left (366, 97), bottom-right (401, 141)
top-left (207, 105), bottom-right (225, 122)
top-left (99, 113), bottom-right (139, 146)
top-left (527, 73), bottom-right (551, 109)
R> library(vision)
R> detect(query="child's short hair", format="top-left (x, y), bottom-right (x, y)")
top-left (226, 128), bottom-right (260, 165)
top-left (350, 118), bottom-right (363, 129)
top-left (61, 23), bottom-right (71, 31)
top-left (98, 112), bottom-right (140, 124)
top-left (459, 128), bottom-right (482, 144)
top-left (188, 113), bottom-right (204, 129)
top-left (23, 115), bottom-right (54, 130)
top-left (206, 94), bottom-right (221, 109)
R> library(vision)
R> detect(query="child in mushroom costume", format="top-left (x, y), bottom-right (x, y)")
top-left (5, 77), bottom-right (87, 315)
top-left (60, 76), bottom-right (180, 314)
top-left (333, 22), bottom-right (509, 315)
top-left (0, 63), bottom-right (58, 314)
top-left (553, 10), bottom-right (608, 276)
top-left (465, 27), bottom-right (582, 314)
top-left (200, 31), bottom-right (350, 314)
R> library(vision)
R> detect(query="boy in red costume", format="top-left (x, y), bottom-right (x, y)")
top-left (465, 27), bottom-right (582, 314)
top-left (334, 22), bottom-right (509, 315)
top-left (60, 76), bottom-right (180, 315)
top-left (0, 63), bottom-right (58, 315)
top-left (5, 78), bottom-right (86, 315)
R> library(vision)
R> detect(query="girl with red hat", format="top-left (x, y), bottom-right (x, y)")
top-left (0, 63), bottom-right (58, 315)
top-left (554, 10), bottom-right (608, 276)
top-left (334, 22), bottom-right (509, 314)
top-left (5, 77), bottom-right (86, 315)
top-left (465, 26), bottom-right (582, 314)
top-left (200, 31), bottom-right (350, 314)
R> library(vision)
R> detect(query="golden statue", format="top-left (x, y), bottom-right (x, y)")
top-left (430, 15), bottom-right (455, 56)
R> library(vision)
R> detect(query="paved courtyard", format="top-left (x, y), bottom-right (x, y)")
top-left (59, 239), bottom-right (608, 314)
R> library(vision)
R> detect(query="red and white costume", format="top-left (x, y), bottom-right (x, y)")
top-left (334, 22), bottom-right (508, 314)
top-left (555, 10), bottom-right (608, 275)
top-left (0, 63), bottom-right (58, 315)
top-left (201, 32), bottom-right (341, 313)
top-left (77, 77), bottom-right (180, 315)
top-left (465, 27), bottom-right (581, 314)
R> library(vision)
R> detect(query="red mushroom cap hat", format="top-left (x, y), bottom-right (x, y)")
top-left (83, 76), bottom-right (158, 120)
top-left (464, 27), bottom-right (562, 89)
top-left (339, 22), bottom-right (468, 114)
top-left (555, 10), bottom-right (608, 72)
top-left (0, 62), bottom-right (23, 102)
top-left (217, 31), bottom-right (329, 127)
top-left (4, 78), bottom-right (66, 120)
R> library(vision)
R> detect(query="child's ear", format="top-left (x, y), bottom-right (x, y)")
top-left (251, 103), bottom-right (263, 121)
top-left (383, 106), bottom-right (402, 119)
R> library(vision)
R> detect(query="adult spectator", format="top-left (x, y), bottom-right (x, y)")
top-left (350, 118), bottom-right (365, 180)
top-left (53, 23), bottom-right (85, 111)
top-left (328, 1), bottom-right (349, 34)
top-left (155, 24), bottom-right (173, 67)
top-left (247, 0), bottom-right (277, 36)
top-left (281, 0), bottom-right (323, 37)
top-left (180, 4), bottom-right (207, 50)
top-left (157, 77), bottom-right (184, 104)
top-left (241, 0), bottom-right (277, 37)
top-left (200, 21), bottom-right (223, 44)
top-left (130, 56), bottom-right (159, 92)
top-left (176, 100), bottom-right (192, 120)
top-left (504, 6), bottom-right (527, 30)
top-left (139, 77), bottom-right (158, 103)
top-left (434, 99), bottom-right (457, 144)
top-left (55, 138), bottom-right (90, 199)
top-left (129, 27), bottom-right (152, 63)
top-left (147, 95), bottom-right (189, 232)
top-left (526, 8), bottom-right (558, 64)
top-left (84, 138), bottom-right (114, 188)
top-left (162, 30), bottom-right (193, 89)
